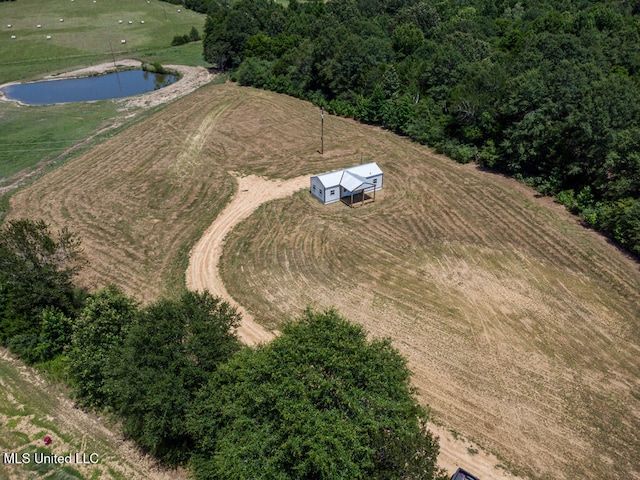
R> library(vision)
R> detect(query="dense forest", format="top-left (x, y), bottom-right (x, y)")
top-left (190, 0), bottom-right (640, 256)
top-left (0, 219), bottom-right (447, 480)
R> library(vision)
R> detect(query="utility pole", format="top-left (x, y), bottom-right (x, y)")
top-left (320, 106), bottom-right (324, 155)
top-left (108, 39), bottom-right (116, 68)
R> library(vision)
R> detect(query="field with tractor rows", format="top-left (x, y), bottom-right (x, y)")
top-left (7, 82), bottom-right (640, 480)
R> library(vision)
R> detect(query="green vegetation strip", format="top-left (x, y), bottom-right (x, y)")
top-left (0, 101), bottom-right (119, 181)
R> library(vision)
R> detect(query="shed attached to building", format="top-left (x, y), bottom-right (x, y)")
top-left (310, 162), bottom-right (383, 207)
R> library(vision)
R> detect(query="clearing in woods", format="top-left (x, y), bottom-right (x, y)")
top-left (7, 82), bottom-right (640, 480)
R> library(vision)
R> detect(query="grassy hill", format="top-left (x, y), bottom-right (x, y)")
top-left (0, 0), bottom-right (206, 84)
top-left (6, 82), bottom-right (640, 480)
top-left (0, 0), bottom-right (207, 194)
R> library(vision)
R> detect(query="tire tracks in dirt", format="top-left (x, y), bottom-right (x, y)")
top-left (170, 101), bottom-right (232, 182)
top-left (186, 174), bottom-right (309, 345)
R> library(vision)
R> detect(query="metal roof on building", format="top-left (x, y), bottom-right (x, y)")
top-left (316, 170), bottom-right (343, 188)
top-left (314, 162), bottom-right (382, 188)
top-left (344, 162), bottom-right (383, 178)
top-left (339, 171), bottom-right (374, 192)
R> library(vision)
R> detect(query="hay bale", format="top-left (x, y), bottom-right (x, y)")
top-left (121, 39), bottom-right (126, 44)
top-left (46, 35), bottom-right (52, 39)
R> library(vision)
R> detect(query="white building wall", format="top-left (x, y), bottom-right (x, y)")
top-left (310, 177), bottom-right (324, 202)
top-left (324, 185), bottom-right (340, 203)
top-left (311, 177), bottom-right (342, 204)
top-left (367, 173), bottom-right (383, 190)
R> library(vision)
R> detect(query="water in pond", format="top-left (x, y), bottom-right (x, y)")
top-left (0, 70), bottom-right (178, 105)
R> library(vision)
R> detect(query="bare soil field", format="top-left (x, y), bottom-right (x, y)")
top-left (7, 82), bottom-right (640, 480)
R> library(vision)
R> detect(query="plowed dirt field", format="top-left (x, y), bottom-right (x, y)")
top-left (7, 82), bottom-right (640, 480)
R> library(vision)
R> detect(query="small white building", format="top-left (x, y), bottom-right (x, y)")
top-left (310, 162), bottom-right (383, 207)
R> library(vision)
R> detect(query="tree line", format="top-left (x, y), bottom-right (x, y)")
top-left (0, 218), bottom-right (448, 480)
top-left (196, 0), bottom-right (640, 256)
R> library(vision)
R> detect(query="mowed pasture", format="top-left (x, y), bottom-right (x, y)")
top-left (0, 0), bottom-right (207, 195)
top-left (0, 0), bottom-right (206, 85)
top-left (7, 83), bottom-right (640, 480)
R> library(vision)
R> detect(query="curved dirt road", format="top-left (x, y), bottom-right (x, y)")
top-left (185, 173), bottom-right (519, 478)
top-left (186, 174), bottom-right (309, 345)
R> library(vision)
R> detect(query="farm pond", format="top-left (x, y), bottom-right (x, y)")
top-left (0, 70), bottom-right (177, 105)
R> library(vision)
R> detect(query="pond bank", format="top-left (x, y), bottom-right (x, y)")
top-left (0, 60), bottom-right (214, 195)
top-left (0, 60), bottom-right (212, 109)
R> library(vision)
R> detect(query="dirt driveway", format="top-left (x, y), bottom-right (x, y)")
top-left (185, 173), bottom-right (519, 479)
top-left (186, 174), bottom-right (309, 345)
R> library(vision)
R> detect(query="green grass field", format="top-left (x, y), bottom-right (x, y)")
top-left (0, 100), bottom-right (119, 182)
top-left (0, 0), bottom-right (209, 210)
top-left (0, 0), bottom-right (207, 84)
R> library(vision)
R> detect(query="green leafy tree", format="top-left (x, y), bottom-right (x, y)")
top-left (7, 306), bottom-right (74, 364)
top-left (237, 57), bottom-right (274, 88)
top-left (67, 286), bottom-right (138, 408)
top-left (203, 3), bottom-right (234, 69)
top-left (106, 290), bottom-right (241, 465)
top-left (0, 219), bottom-right (84, 344)
top-left (601, 128), bottom-right (640, 199)
top-left (392, 22), bottom-right (425, 58)
top-left (172, 34), bottom-right (190, 46)
top-left (188, 309), bottom-right (448, 480)
top-left (190, 26), bottom-right (201, 42)
top-left (203, 0), bottom-right (284, 69)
